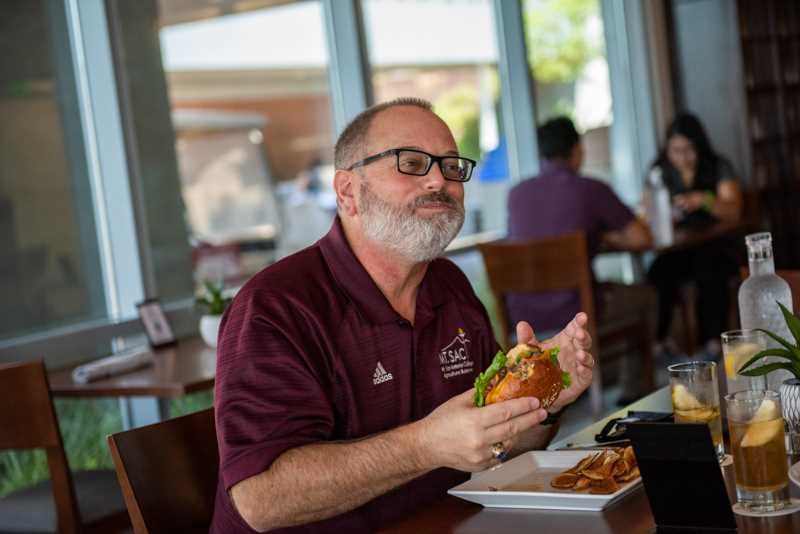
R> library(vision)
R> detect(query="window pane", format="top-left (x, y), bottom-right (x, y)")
top-left (523, 0), bottom-right (614, 180)
top-left (0, 1), bottom-right (106, 340)
top-left (362, 0), bottom-right (510, 234)
top-left (112, 0), bottom-right (336, 292)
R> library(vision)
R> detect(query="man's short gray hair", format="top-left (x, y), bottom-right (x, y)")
top-left (334, 97), bottom-right (433, 170)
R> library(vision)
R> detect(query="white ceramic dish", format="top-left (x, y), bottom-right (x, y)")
top-left (448, 450), bottom-right (642, 512)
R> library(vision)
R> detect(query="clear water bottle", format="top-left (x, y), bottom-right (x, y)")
top-left (644, 167), bottom-right (673, 246)
top-left (738, 232), bottom-right (794, 393)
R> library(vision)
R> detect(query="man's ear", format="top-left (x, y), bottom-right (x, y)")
top-left (334, 169), bottom-right (357, 217)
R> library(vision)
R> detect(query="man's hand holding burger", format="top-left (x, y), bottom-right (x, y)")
top-left (415, 313), bottom-right (594, 473)
top-left (417, 389), bottom-right (548, 473)
top-left (517, 313), bottom-right (594, 413)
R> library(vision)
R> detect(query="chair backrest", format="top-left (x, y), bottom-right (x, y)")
top-left (0, 360), bottom-right (81, 533)
top-left (478, 232), bottom-right (597, 348)
top-left (108, 408), bottom-right (218, 534)
top-left (740, 268), bottom-right (800, 315)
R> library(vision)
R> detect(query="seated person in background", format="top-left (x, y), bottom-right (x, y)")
top-left (507, 116), bottom-right (652, 403)
top-left (646, 112), bottom-right (742, 360)
top-left (211, 98), bottom-right (595, 534)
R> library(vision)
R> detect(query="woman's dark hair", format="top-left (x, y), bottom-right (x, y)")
top-left (537, 117), bottom-right (580, 160)
top-left (654, 112), bottom-right (721, 189)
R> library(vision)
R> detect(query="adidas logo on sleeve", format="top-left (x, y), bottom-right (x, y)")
top-left (372, 361), bottom-right (394, 385)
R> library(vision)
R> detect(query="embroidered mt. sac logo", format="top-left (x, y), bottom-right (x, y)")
top-left (438, 328), bottom-right (474, 379)
top-left (372, 361), bottom-right (394, 385)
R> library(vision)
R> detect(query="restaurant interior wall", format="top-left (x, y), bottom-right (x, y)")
top-left (736, 0), bottom-right (800, 269)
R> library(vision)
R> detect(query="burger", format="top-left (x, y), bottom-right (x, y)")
top-left (473, 343), bottom-right (570, 408)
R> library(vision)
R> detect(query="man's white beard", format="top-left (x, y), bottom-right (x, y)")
top-left (358, 182), bottom-right (465, 263)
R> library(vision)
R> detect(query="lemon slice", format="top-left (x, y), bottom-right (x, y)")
top-left (724, 353), bottom-right (736, 379)
top-left (740, 399), bottom-right (782, 448)
top-left (672, 384), bottom-right (703, 410)
top-left (724, 343), bottom-right (760, 379)
top-left (740, 419), bottom-right (783, 448)
top-left (750, 399), bottom-right (779, 423)
top-left (692, 408), bottom-right (716, 421)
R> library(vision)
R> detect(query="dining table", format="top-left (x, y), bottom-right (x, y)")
top-left (379, 386), bottom-right (800, 533)
top-left (48, 336), bottom-right (216, 428)
top-left (607, 218), bottom-right (754, 280)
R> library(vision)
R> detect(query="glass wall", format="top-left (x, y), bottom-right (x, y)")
top-left (0, 0), bottom-right (106, 340)
top-left (362, 0), bottom-right (511, 234)
top-left (110, 0), bottom-right (336, 293)
top-left (523, 0), bottom-right (614, 180)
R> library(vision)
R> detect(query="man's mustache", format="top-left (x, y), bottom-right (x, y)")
top-left (414, 191), bottom-right (460, 209)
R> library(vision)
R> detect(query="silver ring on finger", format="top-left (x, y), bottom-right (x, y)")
top-left (491, 441), bottom-right (508, 462)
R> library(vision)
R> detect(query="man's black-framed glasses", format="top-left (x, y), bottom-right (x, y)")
top-left (347, 148), bottom-right (476, 182)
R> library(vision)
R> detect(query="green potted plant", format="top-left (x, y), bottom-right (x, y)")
top-left (196, 280), bottom-right (232, 347)
top-left (738, 302), bottom-right (800, 450)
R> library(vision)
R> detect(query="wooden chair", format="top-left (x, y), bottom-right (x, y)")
top-left (479, 232), bottom-right (654, 416)
top-left (0, 360), bottom-right (130, 534)
top-left (108, 407), bottom-right (218, 534)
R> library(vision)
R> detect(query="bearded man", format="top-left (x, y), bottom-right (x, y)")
top-left (210, 98), bottom-right (595, 534)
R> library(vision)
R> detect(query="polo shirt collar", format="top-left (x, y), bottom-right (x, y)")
top-left (540, 159), bottom-right (577, 180)
top-left (320, 217), bottom-right (443, 325)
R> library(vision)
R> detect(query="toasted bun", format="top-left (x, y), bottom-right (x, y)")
top-left (485, 344), bottom-right (563, 409)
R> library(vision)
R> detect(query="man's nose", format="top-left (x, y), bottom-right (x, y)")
top-left (421, 162), bottom-right (446, 191)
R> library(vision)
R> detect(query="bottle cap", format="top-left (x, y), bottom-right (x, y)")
top-left (745, 232), bottom-right (773, 261)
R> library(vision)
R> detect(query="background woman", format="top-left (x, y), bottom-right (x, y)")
top-left (647, 112), bottom-right (742, 360)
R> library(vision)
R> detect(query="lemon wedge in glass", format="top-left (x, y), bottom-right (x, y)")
top-left (672, 383), bottom-right (704, 411)
top-left (723, 342), bottom-right (761, 379)
top-left (741, 399), bottom-right (783, 448)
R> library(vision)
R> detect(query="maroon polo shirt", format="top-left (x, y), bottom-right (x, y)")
top-left (506, 160), bottom-right (635, 332)
top-left (210, 217), bottom-right (498, 534)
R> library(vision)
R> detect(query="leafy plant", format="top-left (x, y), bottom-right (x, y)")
top-left (195, 280), bottom-right (231, 316)
top-left (738, 302), bottom-right (800, 380)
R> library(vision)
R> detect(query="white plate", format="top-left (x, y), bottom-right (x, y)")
top-left (448, 450), bottom-right (642, 512)
top-left (790, 461), bottom-right (800, 488)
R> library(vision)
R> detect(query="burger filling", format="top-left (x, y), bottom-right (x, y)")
top-left (474, 344), bottom-right (569, 407)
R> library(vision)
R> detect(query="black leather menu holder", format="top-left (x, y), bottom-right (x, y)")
top-left (626, 422), bottom-right (737, 533)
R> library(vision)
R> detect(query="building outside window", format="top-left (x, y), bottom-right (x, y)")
top-left (112, 0), bottom-right (336, 292)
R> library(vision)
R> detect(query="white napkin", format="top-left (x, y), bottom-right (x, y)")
top-left (71, 346), bottom-right (153, 383)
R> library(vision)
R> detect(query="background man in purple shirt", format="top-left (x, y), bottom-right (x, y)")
top-left (212, 100), bottom-right (595, 533)
top-left (506, 117), bottom-right (652, 402)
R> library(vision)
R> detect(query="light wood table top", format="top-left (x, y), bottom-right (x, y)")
top-left (48, 337), bottom-right (216, 398)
